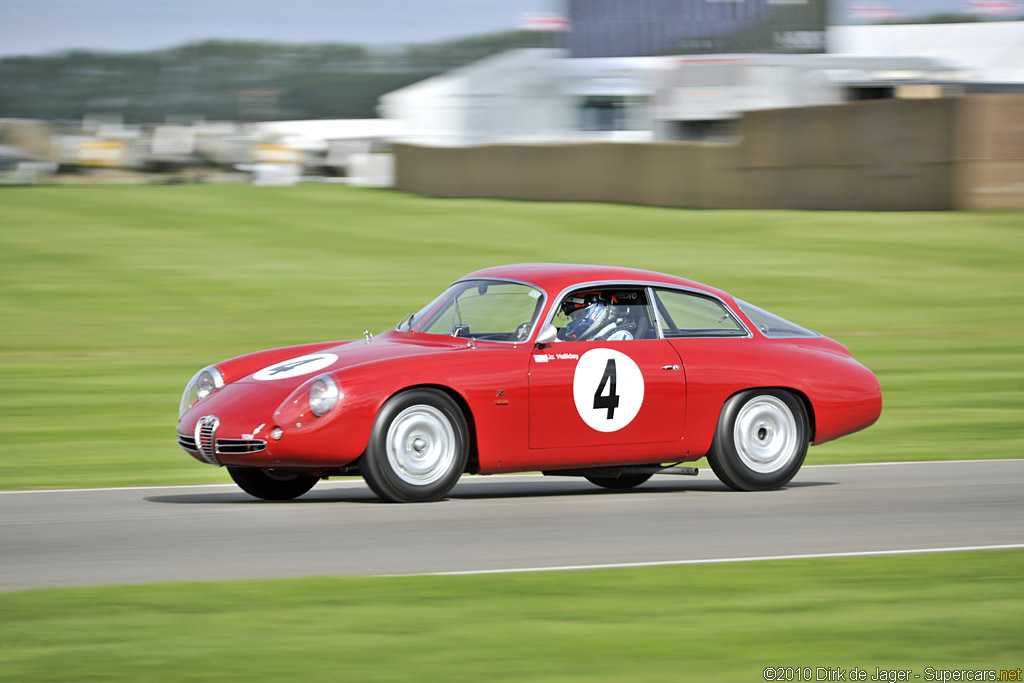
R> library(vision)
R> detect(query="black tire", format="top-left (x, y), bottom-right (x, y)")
top-left (585, 473), bottom-right (652, 490)
top-left (227, 467), bottom-right (318, 500)
top-left (361, 389), bottom-right (469, 503)
top-left (706, 389), bottom-right (809, 491)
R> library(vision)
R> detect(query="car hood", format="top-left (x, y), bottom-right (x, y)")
top-left (232, 330), bottom-right (477, 392)
top-left (178, 331), bottom-right (484, 434)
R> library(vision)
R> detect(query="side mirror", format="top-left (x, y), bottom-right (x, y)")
top-left (535, 324), bottom-right (558, 345)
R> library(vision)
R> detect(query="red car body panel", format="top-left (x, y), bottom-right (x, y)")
top-left (177, 263), bottom-right (881, 476)
top-left (527, 340), bottom-right (686, 449)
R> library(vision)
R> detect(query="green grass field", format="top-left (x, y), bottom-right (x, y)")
top-left (1, 550), bottom-right (1021, 681)
top-left (2, 185), bottom-right (1021, 678)
top-left (1, 184), bottom-right (1021, 489)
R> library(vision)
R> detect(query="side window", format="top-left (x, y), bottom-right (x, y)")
top-left (654, 289), bottom-right (747, 338)
top-left (553, 287), bottom-right (658, 342)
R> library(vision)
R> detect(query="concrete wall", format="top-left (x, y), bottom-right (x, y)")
top-left (951, 95), bottom-right (1024, 211)
top-left (736, 97), bottom-right (956, 211)
top-left (394, 95), bottom-right (1024, 211)
top-left (397, 142), bottom-right (759, 208)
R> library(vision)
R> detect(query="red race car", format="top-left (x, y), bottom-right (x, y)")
top-left (177, 263), bottom-right (881, 502)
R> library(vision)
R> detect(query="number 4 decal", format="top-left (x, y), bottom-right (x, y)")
top-left (252, 353), bottom-right (339, 381)
top-left (573, 349), bottom-right (645, 433)
top-left (593, 359), bottom-right (620, 419)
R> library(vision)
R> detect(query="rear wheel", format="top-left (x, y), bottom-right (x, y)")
top-left (585, 473), bottom-right (652, 490)
top-left (361, 389), bottom-right (469, 503)
top-left (227, 467), bottom-right (318, 500)
top-left (707, 389), bottom-right (808, 491)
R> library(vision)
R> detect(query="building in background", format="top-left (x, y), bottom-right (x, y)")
top-left (830, 20), bottom-right (1024, 88)
top-left (380, 49), bottom-right (606, 146)
top-left (652, 53), bottom-right (969, 140)
top-left (380, 49), bottom-right (969, 145)
top-left (568, 0), bottom-right (829, 57)
top-left (380, 1), bottom-right (1024, 146)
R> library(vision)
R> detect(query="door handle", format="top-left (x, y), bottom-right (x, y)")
top-left (662, 364), bottom-right (680, 371)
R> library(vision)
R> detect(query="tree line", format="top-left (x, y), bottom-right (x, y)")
top-left (0, 31), bottom-right (549, 123)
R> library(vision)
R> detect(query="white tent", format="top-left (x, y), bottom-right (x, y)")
top-left (830, 21), bottom-right (1024, 84)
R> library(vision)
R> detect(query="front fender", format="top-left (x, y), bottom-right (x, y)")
top-left (277, 345), bottom-right (527, 467)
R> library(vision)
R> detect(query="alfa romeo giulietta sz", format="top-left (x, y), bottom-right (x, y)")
top-left (177, 263), bottom-right (881, 502)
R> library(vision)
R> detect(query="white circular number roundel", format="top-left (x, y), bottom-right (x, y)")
top-left (572, 348), bottom-right (645, 432)
top-left (252, 353), bottom-right (338, 381)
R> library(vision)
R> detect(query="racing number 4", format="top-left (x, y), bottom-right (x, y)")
top-left (267, 358), bottom-right (319, 376)
top-left (572, 348), bottom-right (644, 433)
top-left (593, 359), bottom-right (620, 419)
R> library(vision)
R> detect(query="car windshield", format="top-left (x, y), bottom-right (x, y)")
top-left (397, 279), bottom-right (545, 343)
top-left (736, 299), bottom-right (820, 338)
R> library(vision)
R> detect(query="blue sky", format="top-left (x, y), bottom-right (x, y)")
top-left (0, 0), bottom-right (995, 58)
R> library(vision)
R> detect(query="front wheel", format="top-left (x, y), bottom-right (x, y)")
top-left (706, 389), bottom-right (808, 491)
top-left (361, 389), bottom-right (469, 503)
top-left (227, 467), bottom-right (319, 500)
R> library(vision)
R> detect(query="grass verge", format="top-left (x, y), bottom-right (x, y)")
top-left (1, 185), bottom-right (1022, 489)
top-left (0, 549), bottom-right (1021, 681)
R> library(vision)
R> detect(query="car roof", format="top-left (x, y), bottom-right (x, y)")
top-left (461, 263), bottom-right (732, 301)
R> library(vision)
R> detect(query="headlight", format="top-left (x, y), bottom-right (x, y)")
top-left (308, 374), bottom-right (341, 417)
top-left (179, 366), bottom-right (224, 418)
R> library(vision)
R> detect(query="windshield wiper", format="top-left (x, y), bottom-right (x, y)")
top-left (450, 297), bottom-right (464, 336)
top-left (395, 312), bottom-right (414, 331)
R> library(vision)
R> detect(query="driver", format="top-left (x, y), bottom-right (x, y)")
top-left (558, 294), bottom-right (612, 341)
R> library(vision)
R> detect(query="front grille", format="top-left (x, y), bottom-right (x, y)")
top-left (178, 429), bottom-right (266, 462)
top-left (196, 415), bottom-right (221, 466)
top-left (215, 439), bottom-right (267, 455)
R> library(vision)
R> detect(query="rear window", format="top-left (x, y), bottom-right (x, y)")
top-left (736, 300), bottom-right (820, 339)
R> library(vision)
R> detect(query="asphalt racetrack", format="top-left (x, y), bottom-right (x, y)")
top-left (2, 460), bottom-right (1022, 592)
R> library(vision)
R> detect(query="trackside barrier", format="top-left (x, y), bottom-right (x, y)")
top-left (393, 94), bottom-right (1024, 211)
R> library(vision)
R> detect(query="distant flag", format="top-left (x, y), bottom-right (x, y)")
top-left (520, 13), bottom-right (571, 32)
top-left (964, 0), bottom-right (1023, 15)
top-left (846, 1), bottom-right (905, 21)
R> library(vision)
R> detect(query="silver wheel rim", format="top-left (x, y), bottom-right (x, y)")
top-left (386, 404), bottom-right (457, 486)
top-left (734, 396), bottom-right (799, 474)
